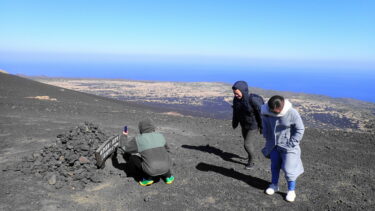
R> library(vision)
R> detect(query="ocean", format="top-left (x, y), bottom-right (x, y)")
top-left (1, 61), bottom-right (374, 103)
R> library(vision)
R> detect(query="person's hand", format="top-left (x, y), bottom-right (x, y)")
top-left (122, 131), bottom-right (128, 136)
top-left (232, 122), bottom-right (238, 129)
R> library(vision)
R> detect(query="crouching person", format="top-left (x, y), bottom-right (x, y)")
top-left (120, 118), bottom-right (174, 186)
top-left (261, 95), bottom-right (305, 202)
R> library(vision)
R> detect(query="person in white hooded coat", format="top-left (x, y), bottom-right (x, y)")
top-left (261, 95), bottom-right (304, 202)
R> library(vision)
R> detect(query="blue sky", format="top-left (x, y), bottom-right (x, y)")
top-left (1, 0), bottom-right (374, 68)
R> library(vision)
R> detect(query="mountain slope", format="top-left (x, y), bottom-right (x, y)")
top-left (1, 73), bottom-right (374, 210)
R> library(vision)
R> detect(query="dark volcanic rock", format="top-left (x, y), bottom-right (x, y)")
top-left (18, 122), bottom-right (109, 189)
top-left (311, 113), bottom-right (358, 129)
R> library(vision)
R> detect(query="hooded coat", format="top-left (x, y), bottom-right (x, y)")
top-left (124, 119), bottom-right (172, 176)
top-left (261, 99), bottom-right (304, 181)
top-left (232, 81), bottom-right (259, 130)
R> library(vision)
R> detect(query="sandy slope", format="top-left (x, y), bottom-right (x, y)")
top-left (1, 73), bottom-right (374, 210)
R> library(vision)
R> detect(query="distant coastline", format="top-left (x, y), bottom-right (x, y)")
top-left (2, 61), bottom-right (375, 103)
top-left (27, 75), bottom-right (375, 133)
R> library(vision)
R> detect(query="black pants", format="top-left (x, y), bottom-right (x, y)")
top-left (241, 128), bottom-right (257, 164)
top-left (129, 155), bottom-right (171, 180)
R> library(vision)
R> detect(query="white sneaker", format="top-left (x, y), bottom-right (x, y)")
top-left (265, 184), bottom-right (279, 195)
top-left (286, 190), bottom-right (296, 202)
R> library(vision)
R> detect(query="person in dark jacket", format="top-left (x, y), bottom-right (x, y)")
top-left (120, 118), bottom-right (174, 186)
top-left (232, 81), bottom-right (262, 169)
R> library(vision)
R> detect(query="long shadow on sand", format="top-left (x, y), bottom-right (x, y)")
top-left (182, 144), bottom-right (246, 165)
top-left (196, 162), bottom-right (269, 190)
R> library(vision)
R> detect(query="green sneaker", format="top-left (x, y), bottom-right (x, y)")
top-left (165, 176), bottom-right (175, 184)
top-left (139, 179), bottom-right (154, 186)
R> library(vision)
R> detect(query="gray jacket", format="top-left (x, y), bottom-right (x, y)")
top-left (261, 99), bottom-right (305, 157)
top-left (121, 119), bottom-right (172, 176)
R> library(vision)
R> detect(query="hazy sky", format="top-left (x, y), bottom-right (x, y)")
top-left (1, 0), bottom-right (374, 68)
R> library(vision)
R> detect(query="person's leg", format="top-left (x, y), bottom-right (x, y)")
top-left (270, 148), bottom-right (282, 186)
top-left (242, 128), bottom-right (256, 168)
top-left (286, 180), bottom-right (297, 202)
top-left (288, 181), bottom-right (296, 191)
top-left (129, 155), bottom-right (152, 180)
top-left (281, 147), bottom-right (304, 184)
top-left (266, 147), bottom-right (281, 195)
top-left (281, 147), bottom-right (303, 202)
top-left (129, 155), bottom-right (142, 170)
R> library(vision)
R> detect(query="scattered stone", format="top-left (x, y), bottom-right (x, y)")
top-left (48, 174), bottom-right (57, 185)
top-left (144, 196), bottom-right (151, 202)
top-left (79, 156), bottom-right (90, 164)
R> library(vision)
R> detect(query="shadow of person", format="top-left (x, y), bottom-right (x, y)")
top-left (196, 162), bottom-right (269, 190)
top-left (276, 191), bottom-right (287, 198)
top-left (111, 150), bottom-right (142, 181)
top-left (182, 144), bottom-right (246, 165)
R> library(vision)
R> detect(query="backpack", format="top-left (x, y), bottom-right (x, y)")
top-left (249, 93), bottom-right (264, 131)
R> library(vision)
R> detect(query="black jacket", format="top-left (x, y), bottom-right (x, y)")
top-left (232, 81), bottom-right (259, 131)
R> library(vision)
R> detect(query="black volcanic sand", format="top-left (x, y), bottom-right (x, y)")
top-left (1, 73), bottom-right (374, 210)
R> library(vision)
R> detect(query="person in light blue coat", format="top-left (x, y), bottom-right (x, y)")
top-left (261, 95), bottom-right (305, 202)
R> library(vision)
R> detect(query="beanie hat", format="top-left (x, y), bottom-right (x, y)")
top-left (138, 118), bottom-right (156, 134)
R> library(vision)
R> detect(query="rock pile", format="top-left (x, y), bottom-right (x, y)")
top-left (16, 122), bottom-right (110, 189)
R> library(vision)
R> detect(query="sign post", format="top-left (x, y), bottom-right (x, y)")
top-left (95, 135), bottom-right (120, 168)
